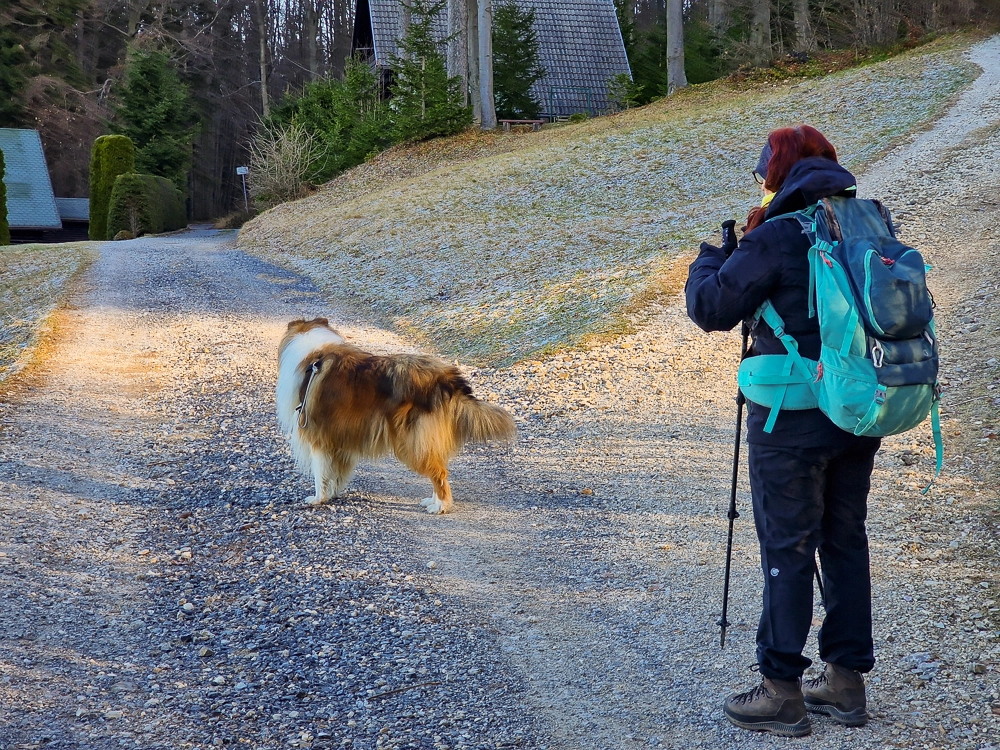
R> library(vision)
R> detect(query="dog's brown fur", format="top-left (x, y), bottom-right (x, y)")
top-left (276, 318), bottom-right (516, 514)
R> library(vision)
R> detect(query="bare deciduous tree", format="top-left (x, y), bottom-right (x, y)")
top-left (247, 122), bottom-right (326, 207)
top-left (749, 0), bottom-right (771, 65)
top-left (793, 0), bottom-right (817, 52)
top-left (477, 0), bottom-right (496, 128)
top-left (447, 0), bottom-right (468, 102)
top-left (666, 0), bottom-right (686, 95)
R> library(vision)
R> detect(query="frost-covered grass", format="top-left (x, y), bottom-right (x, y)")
top-left (0, 242), bottom-right (97, 380)
top-left (239, 37), bottom-right (981, 366)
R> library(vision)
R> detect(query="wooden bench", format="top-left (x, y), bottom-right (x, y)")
top-left (499, 119), bottom-right (545, 132)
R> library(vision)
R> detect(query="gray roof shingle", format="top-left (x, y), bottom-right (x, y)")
top-left (0, 128), bottom-right (62, 230)
top-left (55, 198), bottom-right (90, 223)
top-left (356, 0), bottom-right (631, 117)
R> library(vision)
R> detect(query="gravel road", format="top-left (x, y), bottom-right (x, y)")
top-left (2, 39), bottom-right (999, 750)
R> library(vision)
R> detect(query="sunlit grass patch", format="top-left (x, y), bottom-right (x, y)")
top-left (0, 242), bottom-right (98, 381)
top-left (239, 38), bottom-right (980, 365)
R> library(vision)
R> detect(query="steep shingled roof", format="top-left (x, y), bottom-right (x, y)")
top-left (352, 0), bottom-right (631, 118)
top-left (0, 128), bottom-right (62, 230)
top-left (55, 198), bottom-right (90, 223)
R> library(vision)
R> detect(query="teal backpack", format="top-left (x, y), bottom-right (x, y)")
top-left (737, 195), bottom-right (942, 489)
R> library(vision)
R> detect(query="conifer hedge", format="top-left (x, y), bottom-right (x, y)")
top-left (89, 135), bottom-right (136, 240)
top-left (107, 173), bottom-right (186, 238)
top-left (0, 148), bottom-right (9, 246)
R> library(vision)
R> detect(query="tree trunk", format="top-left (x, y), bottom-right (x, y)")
top-left (254, 0), bottom-right (270, 117)
top-left (750, 0), bottom-right (771, 66)
top-left (304, 0), bottom-right (320, 79)
top-left (401, 0), bottom-right (412, 47)
top-left (447, 0), bottom-right (469, 103)
top-left (666, 0), bottom-right (687, 95)
top-left (478, 0), bottom-right (495, 128)
top-left (330, 0), bottom-right (351, 76)
top-left (708, 0), bottom-right (730, 35)
top-left (467, 0), bottom-right (481, 123)
top-left (792, 0), bottom-right (816, 52)
top-left (126, 0), bottom-right (146, 38)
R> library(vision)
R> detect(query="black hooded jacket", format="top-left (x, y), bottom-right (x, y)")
top-left (685, 156), bottom-right (878, 448)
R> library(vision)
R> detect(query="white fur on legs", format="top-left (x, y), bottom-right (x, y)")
top-left (420, 494), bottom-right (444, 514)
top-left (306, 451), bottom-right (337, 506)
top-left (305, 450), bottom-right (357, 506)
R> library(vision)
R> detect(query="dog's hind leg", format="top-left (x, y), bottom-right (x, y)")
top-left (415, 459), bottom-right (454, 515)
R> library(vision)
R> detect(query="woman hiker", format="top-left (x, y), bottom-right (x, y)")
top-left (685, 125), bottom-right (878, 737)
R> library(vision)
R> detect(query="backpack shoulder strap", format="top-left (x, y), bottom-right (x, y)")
top-left (870, 199), bottom-right (896, 237)
top-left (754, 300), bottom-right (820, 432)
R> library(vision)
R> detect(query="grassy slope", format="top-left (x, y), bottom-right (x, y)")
top-left (238, 36), bottom-right (981, 366)
top-left (0, 242), bottom-right (98, 381)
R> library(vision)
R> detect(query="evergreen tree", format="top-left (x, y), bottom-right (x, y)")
top-left (0, 27), bottom-right (27, 127)
top-left (113, 48), bottom-right (198, 193)
top-left (389, 0), bottom-right (472, 143)
top-left (0, 0), bottom-right (87, 127)
top-left (630, 14), bottom-right (722, 104)
top-left (613, 0), bottom-right (636, 62)
top-left (492, 0), bottom-right (545, 120)
top-left (271, 57), bottom-right (392, 182)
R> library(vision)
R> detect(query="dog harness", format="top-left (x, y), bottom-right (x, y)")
top-left (295, 358), bottom-right (323, 429)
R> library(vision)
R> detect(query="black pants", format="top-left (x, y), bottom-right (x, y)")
top-left (748, 438), bottom-right (880, 680)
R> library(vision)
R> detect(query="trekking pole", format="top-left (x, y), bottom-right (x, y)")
top-left (814, 556), bottom-right (826, 608)
top-left (717, 219), bottom-right (744, 650)
top-left (718, 321), bottom-right (748, 649)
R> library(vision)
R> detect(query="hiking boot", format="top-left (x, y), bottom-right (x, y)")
top-left (803, 662), bottom-right (868, 726)
top-left (723, 675), bottom-right (811, 737)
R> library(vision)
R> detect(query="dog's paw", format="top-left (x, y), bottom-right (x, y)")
top-left (421, 497), bottom-right (444, 514)
top-left (305, 495), bottom-right (328, 507)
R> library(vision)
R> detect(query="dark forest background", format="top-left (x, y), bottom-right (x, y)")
top-left (1, 0), bottom-right (996, 220)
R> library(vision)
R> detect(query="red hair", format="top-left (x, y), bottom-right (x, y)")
top-left (745, 125), bottom-right (839, 232)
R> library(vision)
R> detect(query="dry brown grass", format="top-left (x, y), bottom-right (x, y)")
top-left (238, 37), bottom-right (981, 366)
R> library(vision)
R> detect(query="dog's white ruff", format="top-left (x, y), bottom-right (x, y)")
top-left (276, 325), bottom-right (345, 486)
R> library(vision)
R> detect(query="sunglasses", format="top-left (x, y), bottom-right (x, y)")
top-left (752, 170), bottom-right (765, 185)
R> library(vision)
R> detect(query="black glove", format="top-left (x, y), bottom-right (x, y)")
top-left (720, 220), bottom-right (738, 255)
top-left (699, 241), bottom-right (724, 255)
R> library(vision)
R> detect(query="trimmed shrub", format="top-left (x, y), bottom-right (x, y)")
top-left (89, 135), bottom-right (136, 240)
top-left (0, 148), bottom-right (9, 246)
top-left (107, 173), bottom-right (186, 238)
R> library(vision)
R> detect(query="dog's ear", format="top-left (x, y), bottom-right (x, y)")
top-left (316, 317), bottom-right (330, 327)
top-left (286, 319), bottom-right (303, 330)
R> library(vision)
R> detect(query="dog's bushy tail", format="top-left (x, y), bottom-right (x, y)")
top-left (454, 396), bottom-right (517, 445)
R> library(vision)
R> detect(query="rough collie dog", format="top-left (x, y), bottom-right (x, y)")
top-left (276, 318), bottom-right (517, 514)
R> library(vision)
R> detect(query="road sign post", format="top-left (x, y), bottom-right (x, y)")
top-left (236, 166), bottom-right (249, 212)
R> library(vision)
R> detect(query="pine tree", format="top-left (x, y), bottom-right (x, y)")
top-left (112, 48), bottom-right (198, 194)
top-left (0, 0), bottom-right (87, 127)
top-left (389, 0), bottom-right (472, 143)
top-left (273, 57), bottom-right (391, 181)
top-left (0, 27), bottom-right (27, 127)
top-left (492, 0), bottom-right (545, 120)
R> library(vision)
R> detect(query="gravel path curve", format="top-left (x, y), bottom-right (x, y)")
top-left (2, 39), bottom-right (999, 750)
